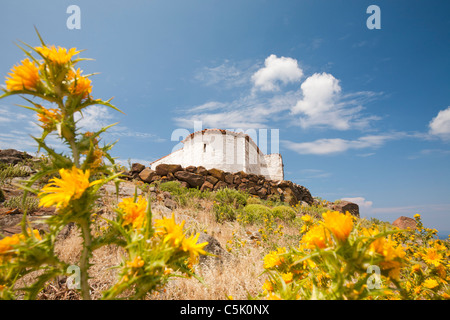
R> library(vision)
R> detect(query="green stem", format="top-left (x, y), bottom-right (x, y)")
top-left (69, 138), bottom-right (80, 167)
top-left (79, 219), bottom-right (92, 300)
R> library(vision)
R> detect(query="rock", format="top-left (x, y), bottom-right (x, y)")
top-left (257, 187), bottom-right (268, 198)
top-left (236, 171), bottom-right (248, 179)
top-left (164, 198), bottom-right (177, 210)
top-left (332, 200), bottom-right (360, 218)
top-left (197, 233), bottom-right (228, 266)
top-left (162, 191), bottom-right (172, 199)
top-left (208, 168), bottom-right (225, 181)
top-left (138, 168), bottom-right (156, 183)
top-left (0, 149), bottom-right (33, 165)
top-left (152, 204), bottom-right (172, 217)
top-left (392, 216), bottom-right (417, 230)
top-left (131, 163), bottom-right (145, 174)
top-left (195, 166), bottom-right (208, 176)
top-left (233, 176), bottom-right (241, 185)
top-left (151, 174), bottom-right (162, 182)
top-left (155, 164), bottom-right (183, 176)
top-left (224, 172), bottom-right (234, 185)
top-left (248, 231), bottom-right (262, 241)
top-left (185, 166), bottom-right (197, 173)
top-left (213, 181), bottom-right (228, 191)
top-left (174, 171), bottom-right (205, 188)
top-left (205, 175), bottom-right (219, 186)
top-left (179, 181), bottom-right (189, 188)
top-left (200, 181), bottom-right (214, 191)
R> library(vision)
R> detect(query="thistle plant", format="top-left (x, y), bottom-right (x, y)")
top-left (0, 30), bottom-right (207, 300)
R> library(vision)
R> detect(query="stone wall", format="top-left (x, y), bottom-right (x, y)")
top-left (126, 163), bottom-right (313, 206)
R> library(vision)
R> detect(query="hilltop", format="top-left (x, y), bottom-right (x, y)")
top-left (1, 149), bottom-right (448, 300)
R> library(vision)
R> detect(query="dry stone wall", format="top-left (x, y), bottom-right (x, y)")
top-left (126, 163), bottom-right (314, 206)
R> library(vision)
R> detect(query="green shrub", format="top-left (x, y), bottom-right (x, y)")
top-left (214, 188), bottom-right (247, 207)
top-left (247, 196), bottom-right (263, 205)
top-left (3, 195), bottom-right (39, 214)
top-left (159, 181), bottom-right (184, 195)
top-left (240, 204), bottom-right (273, 224)
top-left (213, 203), bottom-right (239, 223)
top-left (0, 164), bottom-right (31, 185)
top-left (271, 205), bottom-right (297, 221)
top-left (264, 194), bottom-right (285, 207)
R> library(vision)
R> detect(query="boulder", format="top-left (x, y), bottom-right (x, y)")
top-left (195, 166), bottom-right (208, 176)
top-left (155, 164), bottom-right (183, 176)
top-left (138, 168), bottom-right (156, 183)
top-left (205, 175), bottom-right (219, 186)
top-left (0, 149), bottom-right (33, 165)
top-left (392, 216), bottom-right (417, 230)
top-left (130, 163), bottom-right (145, 174)
top-left (208, 168), bottom-right (225, 181)
top-left (197, 233), bottom-right (228, 266)
top-left (224, 172), bottom-right (234, 185)
top-left (174, 171), bottom-right (205, 188)
top-left (185, 165), bottom-right (197, 173)
top-left (257, 187), bottom-right (268, 198)
top-left (332, 200), bottom-right (360, 218)
top-left (200, 181), bottom-right (214, 191)
top-left (213, 181), bottom-right (228, 191)
top-left (164, 198), bottom-right (177, 210)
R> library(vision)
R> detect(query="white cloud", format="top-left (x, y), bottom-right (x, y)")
top-left (252, 54), bottom-right (303, 92)
top-left (75, 105), bottom-right (114, 132)
top-left (341, 197), bottom-right (373, 209)
top-left (194, 60), bottom-right (252, 88)
top-left (429, 106), bottom-right (450, 139)
top-left (283, 133), bottom-right (402, 155)
top-left (290, 72), bottom-right (377, 130)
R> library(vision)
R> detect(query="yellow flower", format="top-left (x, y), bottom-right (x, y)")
top-left (263, 280), bottom-right (274, 292)
top-left (154, 213), bottom-right (185, 247)
top-left (126, 256), bottom-right (144, 269)
top-left (422, 248), bottom-right (443, 267)
top-left (263, 248), bottom-right (286, 269)
top-left (0, 234), bottom-right (21, 255)
top-left (301, 225), bottom-right (330, 249)
top-left (266, 293), bottom-right (282, 300)
top-left (37, 106), bottom-right (61, 131)
top-left (410, 264), bottom-right (421, 275)
top-left (118, 196), bottom-right (148, 229)
top-left (301, 214), bottom-right (312, 222)
top-left (39, 166), bottom-right (102, 209)
top-left (67, 68), bottom-right (92, 99)
top-left (5, 58), bottom-right (40, 91)
top-left (181, 232), bottom-right (208, 264)
top-left (0, 229), bottom-right (41, 263)
top-left (281, 272), bottom-right (293, 284)
top-left (35, 45), bottom-right (80, 65)
top-left (423, 279), bottom-right (439, 289)
top-left (322, 210), bottom-right (353, 242)
top-left (370, 235), bottom-right (405, 261)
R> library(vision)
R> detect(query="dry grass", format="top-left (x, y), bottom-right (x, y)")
top-left (23, 184), bottom-right (304, 300)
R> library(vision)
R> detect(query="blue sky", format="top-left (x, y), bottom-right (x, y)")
top-left (1, 0), bottom-right (449, 237)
